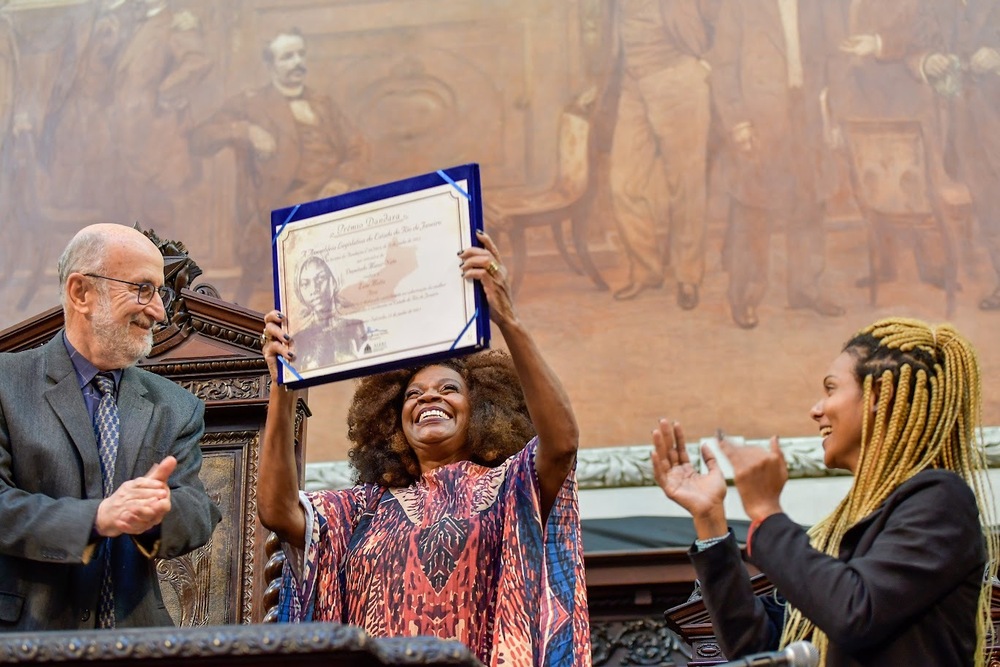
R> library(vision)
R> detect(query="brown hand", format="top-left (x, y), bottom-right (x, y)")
top-left (460, 231), bottom-right (516, 326)
top-left (651, 419), bottom-right (728, 538)
top-left (718, 436), bottom-right (786, 522)
top-left (261, 310), bottom-right (295, 384)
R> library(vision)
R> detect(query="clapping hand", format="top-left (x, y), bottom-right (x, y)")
top-left (651, 419), bottom-right (728, 538)
top-left (718, 436), bottom-right (786, 523)
top-left (96, 456), bottom-right (177, 537)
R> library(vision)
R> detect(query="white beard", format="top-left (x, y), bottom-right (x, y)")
top-left (91, 293), bottom-right (154, 367)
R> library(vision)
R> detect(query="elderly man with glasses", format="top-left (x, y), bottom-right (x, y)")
top-left (0, 223), bottom-right (220, 631)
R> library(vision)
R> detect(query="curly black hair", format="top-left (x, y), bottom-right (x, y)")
top-left (346, 349), bottom-right (536, 487)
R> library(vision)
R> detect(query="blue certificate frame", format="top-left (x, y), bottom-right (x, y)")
top-left (270, 164), bottom-right (490, 389)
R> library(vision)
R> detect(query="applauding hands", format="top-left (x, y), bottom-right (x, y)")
top-left (651, 419), bottom-right (787, 536)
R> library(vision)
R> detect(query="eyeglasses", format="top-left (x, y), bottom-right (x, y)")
top-left (84, 273), bottom-right (175, 308)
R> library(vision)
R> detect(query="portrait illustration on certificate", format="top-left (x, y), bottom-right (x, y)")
top-left (270, 164), bottom-right (489, 388)
top-left (290, 255), bottom-right (368, 368)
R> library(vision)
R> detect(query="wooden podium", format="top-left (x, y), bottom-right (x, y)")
top-left (0, 231), bottom-right (304, 626)
top-left (0, 623), bottom-right (482, 665)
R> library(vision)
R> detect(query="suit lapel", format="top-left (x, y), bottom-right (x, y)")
top-left (42, 336), bottom-right (103, 499)
top-left (116, 367), bottom-right (152, 485)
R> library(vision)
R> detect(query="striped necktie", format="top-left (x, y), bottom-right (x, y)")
top-left (93, 372), bottom-right (119, 629)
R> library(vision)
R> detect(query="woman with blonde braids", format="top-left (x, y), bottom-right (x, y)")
top-left (651, 317), bottom-right (998, 666)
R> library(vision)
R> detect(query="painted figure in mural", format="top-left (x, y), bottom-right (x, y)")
top-left (652, 317), bottom-right (997, 666)
top-left (291, 255), bottom-right (367, 370)
top-left (40, 0), bottom-right (141, 217)
top-left (826, 0), bottom-right (950, 290)
top-left (0, 223), bottom-right (221, 630)
top-left (710, 0), bottom-right (844, 330)
top-left (189, 27), bottom-right (369, 308)
top-left (112, 0), bottom-right (211, 236)
top-left (257, 232), bottom-right (590, 667)
top-left (609, 0), bottom-right (720, 309)
top-left (923, 0), bottom-right (1000, 311)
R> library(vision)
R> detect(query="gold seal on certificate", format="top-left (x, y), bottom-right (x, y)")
top-left (270, 164), bottom-right (490, 388)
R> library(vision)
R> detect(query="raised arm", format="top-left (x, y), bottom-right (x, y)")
top-left (257, 310), bottom-right (307, 548)
top-left (460, 231), bottom-right (579, 519)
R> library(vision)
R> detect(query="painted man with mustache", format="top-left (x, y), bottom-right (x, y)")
top-left (0, 223), bottom-right (221, 630)
top-left (190, 27), bottom-right (369, 307)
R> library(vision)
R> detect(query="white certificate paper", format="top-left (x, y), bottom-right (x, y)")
top-left (271, 165), bottom-right (488, 387)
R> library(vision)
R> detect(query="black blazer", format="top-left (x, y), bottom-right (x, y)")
top-left (0, 334), bottom-right (221, 630)
top-left (690, 469), bottom-right (986, 666)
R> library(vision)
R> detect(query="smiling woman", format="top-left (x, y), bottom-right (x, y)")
top-left (350, 354), bottom-right (531, 485)
top-left (255, 231), bottom-right (591, 667)
top-left (651, 317), bottom-right (1000, 667)
top-left (810, 351), bottom-right (867, 473)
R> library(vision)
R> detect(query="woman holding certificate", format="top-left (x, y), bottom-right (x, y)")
top-left (652, 317), bottom-right (998, 666)
top-left (257, 231), bottom-right (591, 667)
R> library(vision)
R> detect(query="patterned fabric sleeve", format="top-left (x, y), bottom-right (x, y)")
top-left (542, 454), bottom-right (591, 666)
top-left (276, 487), bottom-right (367, 623)
top-left (492, 437), bottom-right (591, 667)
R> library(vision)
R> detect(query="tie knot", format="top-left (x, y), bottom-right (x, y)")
top-left (93, 373), bottom-right (116, 396)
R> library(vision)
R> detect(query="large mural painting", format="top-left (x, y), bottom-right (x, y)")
top-left (1, 0), bottom-right (998, 461)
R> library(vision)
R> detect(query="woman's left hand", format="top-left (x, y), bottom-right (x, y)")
top-left (718, 436), bottom-right (787, 523)
top-left (460, 231), bottom-right (515, 326)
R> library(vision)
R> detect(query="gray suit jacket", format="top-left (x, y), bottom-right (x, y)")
top-left (0, 334), bottom-right (221, 630)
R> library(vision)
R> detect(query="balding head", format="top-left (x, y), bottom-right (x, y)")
top-left (58, 224), bottom-right (159, 302)
top-left (59, 224), bottom-right (166, 369)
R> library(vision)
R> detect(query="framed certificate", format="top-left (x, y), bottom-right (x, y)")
top-left (270, 164), bottom-right (490, 389)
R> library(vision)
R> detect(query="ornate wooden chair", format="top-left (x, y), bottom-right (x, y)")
top-left (484, 100), bottom-right (608, 296)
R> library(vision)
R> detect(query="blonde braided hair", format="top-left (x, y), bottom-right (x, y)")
top-left (780, 318), bottom-right (998, 665)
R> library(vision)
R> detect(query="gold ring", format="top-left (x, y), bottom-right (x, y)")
top-left (259, 332), bottom-right (270, 346)
top-left (486, 261), bottom-right (500, 277)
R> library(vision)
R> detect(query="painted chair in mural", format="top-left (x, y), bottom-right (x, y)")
top-left (841, 118), bottom-right (966, 316)
top-left (483, 97), bottom-right (609, 297)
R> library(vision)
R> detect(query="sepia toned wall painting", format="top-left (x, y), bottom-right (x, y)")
top-left (1, 0), bottom-right (998, 463)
